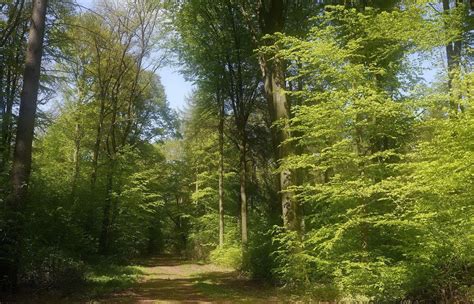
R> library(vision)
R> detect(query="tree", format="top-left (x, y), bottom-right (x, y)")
top-left (218, 94), bottom-right (225, 247)
top-left (61, 0), bottom-right (167, 254)
top-left (176, 0), bottom-right (261, 246)
top-left (0, 1), bottom-right (28, 176)
top-left (2, 0), bottom-right (48, 291)
top-left (239, 0), bottom-right (319, 233)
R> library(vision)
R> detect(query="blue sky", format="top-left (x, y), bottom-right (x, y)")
top-left (75, 0), bottom-right (194, 111)
top-left (158, 66), bottom-right (194, 111)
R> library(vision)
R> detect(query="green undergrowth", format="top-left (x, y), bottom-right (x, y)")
top-left (83, 262), bottom-right (145, 298)
top-left (209, 245), bottom-right (242, 268)
top-left (10, 259), bottom-right (147, 303)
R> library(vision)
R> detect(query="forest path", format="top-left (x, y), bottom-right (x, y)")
top-left (96, 255), bottom-right (283, 303)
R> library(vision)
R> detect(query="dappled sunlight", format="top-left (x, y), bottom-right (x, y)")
top-left (96, 256), bottom-right (282, 303)
top-left (1, 0), bottom-right (472, 302)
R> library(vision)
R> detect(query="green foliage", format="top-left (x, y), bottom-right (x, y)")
top-left (271, 227), bottom-right (314, 287)
top-left (209, 245), bottom-right (242, 269)
top-left (3, 0), bottom-right (473, 302)
top-left (265, 3), bottom-right (474, 302)
top-left (84, 262), bottom-right (144, 297)
top-left (21, 247), bottom-right (86, 291)
top-left (382, 74), bottom-right (474, 301)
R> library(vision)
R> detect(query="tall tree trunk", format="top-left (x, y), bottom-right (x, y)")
top-left (218, 99), bottom-right (225, 247)
top-left (91, 97), bottom-right (105, 188)
top-left (99, 89), bottom-right (120, 254)
top-left (71, 122), bottom-right (81, 199)
top-left (0, 66), bottom-right (5, 171)
top-left (239, 139), bottom-right (248, 245)
top-left (259, 49), bottom-right (298, 232)
top-left (194, 168), bottom-right (199, 204)
top-left (272, 62), bottom-right (298, 231)
top-left (258, 0), bottom-right (300, 233)
top-left (443, 0), bottom-right (463, 112)
top-left (1, 37), bottom-right (24, 174)
top-left (1, 68), bottom-right (14, 173)
top-left (2, 0), bottom-right (48, 291)
top-left (98, 160), bottom-right (114, 254)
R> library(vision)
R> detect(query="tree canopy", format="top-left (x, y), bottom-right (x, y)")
top-left (0, 0), bottom-right (472, 302)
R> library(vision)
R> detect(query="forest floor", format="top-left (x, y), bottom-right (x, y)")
top-left (8, 255), bottom-right (293, 303)
top-left (92, 255), bottom-right (284, 303)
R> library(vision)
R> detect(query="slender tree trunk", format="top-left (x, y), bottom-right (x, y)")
top-left (194, 168), bottom-right (199, 204)
top-left (91, 97), bottom-right (105, 188)
top-left (218, 100), bottom-right (225, 247)
top-left (2, 0), bottom-right (48, 291)
top-left (71, 122), bottom-right (81, 199)
top-left (443, 0), bottom-right (463, 112)
top-left (0, 66), bottom-right (5, 171)
top-left (1, 69), bottom-right (14, 173)
top-left (98, 160), bottom-right (114, 254)
top-left (444, 0), bottom-right (455, 92)
top-left (99, 89), bottom-right (120, 254)
top-left (239, 139), bottom-right (248, 245)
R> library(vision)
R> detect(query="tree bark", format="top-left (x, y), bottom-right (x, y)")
top-left (258, 0), bottom-right (300, 233)
top-left (91, 96), bottom-right (105, 188)
top-left (0, 68), bottom-right (15, 173)
top-left (2, 0), bottom-right (48, 291)
top-left (71, 122), bottom-right (81, 199)
top-left (98, 161), bottom-right (114, 254)
top-left (194, 168), bottom-right (199, 204)
top-left (239, 141), bottom-right (248, 245)
top-left (0, 66), bottom-right (5, 171)
top-left (443, 0), bottom-right (463, 112)
top-left (218, 99), bottom-right (225, 247)
top-left (271, 62), bottom-right (298, 231)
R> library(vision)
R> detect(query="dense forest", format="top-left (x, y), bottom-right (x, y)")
top-left (0, 0), bottom-right (473, 302)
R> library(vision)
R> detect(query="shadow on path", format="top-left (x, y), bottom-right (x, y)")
top-left (3, 256), bottom-right (284, 303)
top-left (98, 255), bottom-right (282, 303)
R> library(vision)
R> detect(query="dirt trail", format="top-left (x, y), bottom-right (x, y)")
top-left (96, 256), bottom-right (283, 303)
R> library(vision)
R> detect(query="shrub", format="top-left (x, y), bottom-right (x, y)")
top-left (209, 245), bottom-right (242, 268)
top-left (21, 247), bottom-right (86, 291)
top-left (271, 226), bottom-right (314, 287)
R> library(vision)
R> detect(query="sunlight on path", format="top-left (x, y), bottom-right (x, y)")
top-left (96, 256), bottom-right (282, 304)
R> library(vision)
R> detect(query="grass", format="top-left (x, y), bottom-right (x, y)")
top-left (9, 255), bottom-right (328, 303)
top-left (82, 262), bottom-right (146, 298)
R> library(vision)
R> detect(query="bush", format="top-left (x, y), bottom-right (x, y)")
top-left (244, 215), bottom-right (278, 280)
top-left (271, 226), bottom-right (314, 287)
top-left (333, 260), bottom-right (409, 302)
top-left (209, 245), bottom-right (242, 268)
top-left (21, 247), bottom-right (86, 291)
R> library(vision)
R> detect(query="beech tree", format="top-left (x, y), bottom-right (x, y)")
top-left (176, 0), bottom-right (261, 246)
top-left (1, 0), bottom-right (48, 291)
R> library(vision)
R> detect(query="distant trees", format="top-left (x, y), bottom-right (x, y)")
top-left (61, 1), bottom-right (176, 255)
top-left (177, 0), bottom-right (262, 247)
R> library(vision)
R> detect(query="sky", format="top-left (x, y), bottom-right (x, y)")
top-left (75, 0), bottom-right (194, 111)
top-left (158, 66), bottom-right (194, 111)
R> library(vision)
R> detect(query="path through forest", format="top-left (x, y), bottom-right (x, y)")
top-left (9, 256), bottom-right (289, 303)
top-left (95, 256), bottom-right (283, 303)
